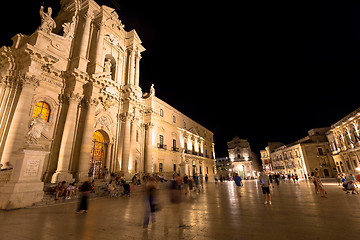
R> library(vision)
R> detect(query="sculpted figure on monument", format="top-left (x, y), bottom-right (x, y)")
top-left (26, 114), bottom-right (48, 144)
top-left (38, 6), bottom-right (56, 34)
top-left (149, 84), bottom-right (155, 96)
top-left (104, 59), bottom-right (112, 73)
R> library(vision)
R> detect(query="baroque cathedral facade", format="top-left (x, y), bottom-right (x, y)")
top-left (0, 0), bottom-right (215, 207)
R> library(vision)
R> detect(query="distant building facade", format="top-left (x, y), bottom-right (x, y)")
top-left (326, 107), bottom-right (360, 175)
top-left (227, 137), bottom-right (259, 178)
top-left (260, 142), bottom-right (283, 172)
top-left (269, 128), bottom-right (336, 178)
top-left (216, 157), bottom-right (230, 170)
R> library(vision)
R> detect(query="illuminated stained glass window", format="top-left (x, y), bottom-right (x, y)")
top-left (89, 131), bottom-right (105, 179)
top-left (32, 101), bottom-right (50, 122)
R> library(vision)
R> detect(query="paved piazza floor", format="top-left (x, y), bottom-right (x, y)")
top-left (0, 179), bottom-right (359, 240)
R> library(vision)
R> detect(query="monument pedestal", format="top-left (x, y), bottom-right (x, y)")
top-left (0, 146), bottom-right (49, 209)
top-left (51, 171), bottom-right (75, 183)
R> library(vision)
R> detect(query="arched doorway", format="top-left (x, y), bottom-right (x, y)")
top-left (89, 131), bottom-right (107, 179)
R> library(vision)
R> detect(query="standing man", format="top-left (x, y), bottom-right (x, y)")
top-left (259, 170), bottom-right (272, 205)
top-left (234, 173), bottom-right (242, 197)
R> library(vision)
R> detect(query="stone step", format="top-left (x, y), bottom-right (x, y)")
top-left (31, 180), bottom-right (147, 208)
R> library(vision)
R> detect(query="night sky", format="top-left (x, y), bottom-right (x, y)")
top-left (1, 1), bottom-right (360, 158)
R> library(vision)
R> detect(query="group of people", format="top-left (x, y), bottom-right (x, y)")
top-left (54, 181), bottom-right (79, 200)
top-left (338, 173), bottom-right (360, 194)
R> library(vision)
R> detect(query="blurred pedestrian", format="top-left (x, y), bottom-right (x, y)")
top-left (193, 174), bottom-right (200, 193)
top-left (170, 174), bottom-right (184, 228)
top-left (143, 176), bottom-right (158, 228)
top-left (274, 174), bottom-right (280, 188)
top-left (76, 180), bottom-right (91, 213)
top-left (183, 174), bottom-right (189, 195)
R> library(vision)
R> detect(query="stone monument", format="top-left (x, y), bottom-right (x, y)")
top-left (0, 115), bottom-right (49, 209)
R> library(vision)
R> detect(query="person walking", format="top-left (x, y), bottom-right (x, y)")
top-left (314, 172), bottom-right (326, 198)
top-left (170, 174), bottom-right (185, 228)
top-left (234, 173), bottom-right (242, 197)
top-left (143, 176), bottom-right (158, 228)
top-left (259, 170), bottom-right (272, 205)
top-left (76, 180), bottom-right (91, 213)
top-left (193, 174), bottom-right (200, 193)
top-left (274, 174), bottom-right (280, 188)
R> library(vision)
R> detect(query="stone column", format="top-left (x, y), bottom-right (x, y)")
top-left (0, 82), bottom-right (19, 159)
top-left (127, 50), bottom-right (135, 85)
top-left (116, 116), bottom-right (124, 172)
top-left (70, 13), bottom-right (93, 71)
top-left (128, 118), bottom-right (137, 173)
top-left (105, 142), bottom-right (113, 170)
top-left (94, 21), bottom-right (105, 73)
top-left (144, 123), bottom-right (154, 173)
top-left (75, 97), bottom-right (98, 181)
top-left (121, 115), bottom-right (132, 176)
top-left (51, 93), bottom-right (82, 183)
top-left (134, 52), bottom-right (141, 86)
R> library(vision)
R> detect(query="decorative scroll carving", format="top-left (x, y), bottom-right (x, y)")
top-left (62, 16), bottom-right (76, 39)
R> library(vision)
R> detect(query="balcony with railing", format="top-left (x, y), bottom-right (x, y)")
top-left (157, 143), bottom-right (167, 150)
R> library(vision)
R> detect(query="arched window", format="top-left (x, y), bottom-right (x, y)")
top-left (33, 101), bottom-right (50, 122)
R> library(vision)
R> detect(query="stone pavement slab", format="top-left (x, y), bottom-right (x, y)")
top-left (0, 180), bottom-right (358, 240)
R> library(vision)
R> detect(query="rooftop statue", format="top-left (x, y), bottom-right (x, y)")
top-left (38, 6), bottom-right (56, 34)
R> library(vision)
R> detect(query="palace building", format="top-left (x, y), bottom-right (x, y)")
top-left (266, 128), bottom-right (336, 179)
top-left (0, 0), bottom-right (215, 208)
top-left (326, 107), bottom-right (360, 175)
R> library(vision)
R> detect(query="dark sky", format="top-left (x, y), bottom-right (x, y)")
top-left (2, 0), bottom-right (360, 158)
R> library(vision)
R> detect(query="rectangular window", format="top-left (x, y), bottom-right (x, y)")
top-left (159, 163), bottom-right (163, 172)
top-left (173, 164), bottom-right (176, 172)
top-left (317, 148), bottom-right (324, 155)
top-left (346, 161), bottom-right (352, 171)
top-left (159, 135), bottom-right (164, 146)
top-left (173, 139), bottom-right (176, 148)
top-left (354, 160), bottom-right (358, 168)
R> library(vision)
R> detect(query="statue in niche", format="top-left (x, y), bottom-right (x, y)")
top-left (104, 59), bottom-right (112, 74)
top-left (38, 6), bottom-right (56, 34)
top-left (26, 114), bottom-right (48, 144)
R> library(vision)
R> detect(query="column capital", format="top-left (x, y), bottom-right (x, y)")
top-left (144, 122), bottom-right (154, 129)
top-left (84, 96), bottom-right (100, 108)
top-left (59, 92), bottom-right (83, 104)
top-left (20, 74), bottom-right (40, 89)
